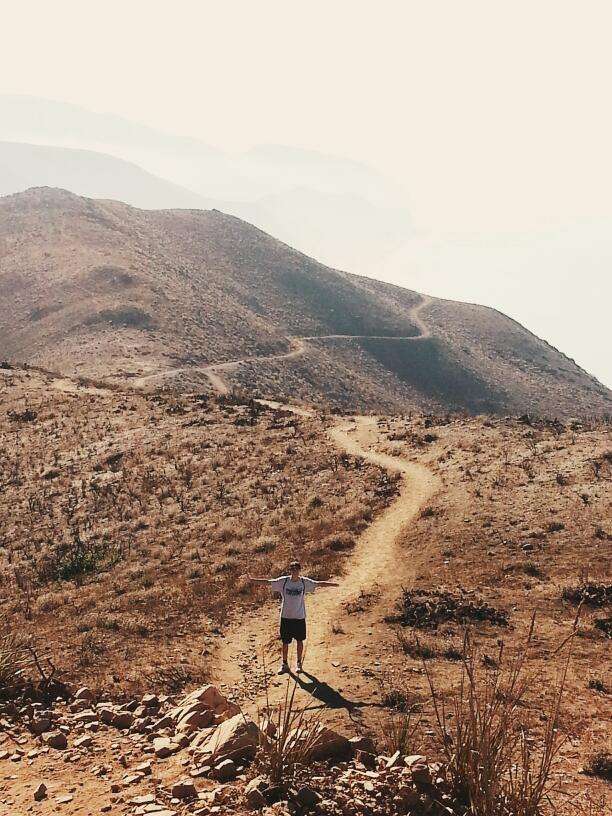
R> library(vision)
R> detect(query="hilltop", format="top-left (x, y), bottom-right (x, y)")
top-left (0, 187), bottom-right (610, 417)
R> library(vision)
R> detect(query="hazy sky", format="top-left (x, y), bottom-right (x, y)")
top-left (2, 1), bottom-right (611, 385)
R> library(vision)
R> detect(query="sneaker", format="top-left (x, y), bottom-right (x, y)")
top-left (277, 663), bottom-right (289, 675)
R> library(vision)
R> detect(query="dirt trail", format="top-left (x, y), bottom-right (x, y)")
top-left (213, 411), bottom-right (439, 722)
top-left (132, 294), bottom-right (433, 394)
top-left (132, 295), bottom-right (438, 719)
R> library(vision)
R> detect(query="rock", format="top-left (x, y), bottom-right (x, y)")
top-left (245, 776), bottom-right (268, 809)
top-left (167, 684), bottom-right (240, 737)
top-left (74, 686), bottom-right (94, 701)
top-left (73, 709), bottom-right (98, 723)
top-left (411, 764), bottom-right (432, 785)
top-left (153, 736), bottom-right (179, 758)
top-left (141, 693), bottom-right (159, 707)
top-left (385, 750), bottom-right (402, 769)
top-left (152, 714), bottom-right (174, 730)
top-left (213, 758), bottom-right (237, 781)
top-left (31, 717), bottom-right (52, 735)
top-left (349, 735), bottom-right (376, 754)
top-left (98, 708), bottom-right (116, 725)
top-left (135, 760), bottom-right (152, 774)
top-left (33, 782), bottom-right (47, 801)
top-left (287, 723), bottom-right (350, 761)
top-left (74, 736), bottom-right (93, 748)
top-left (176, 706), bottom-right (214, 734)
top-left (112, 711), bottom-right (134, 729)
top-left (354, 749), bottom-right (376, 769)
top-left (195, 713), bottom-right (260, 764)
top-left (56, 794), bottom-right (74, 804)
top-left (295, 786), bottom-right (320, 808)
top-left (45, 731), bottom-right (68, 750)
top-left (130, 794), bottom-right (156, 804)
top-left (171, 779), bottom-right (197, 799)
top-left (190, 765), bottom-right (211, 778)
top-left (404, 754), bottom-right (428, 767)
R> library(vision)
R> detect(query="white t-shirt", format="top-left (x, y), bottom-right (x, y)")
top-left (270, 576), bottom-right (317, 620)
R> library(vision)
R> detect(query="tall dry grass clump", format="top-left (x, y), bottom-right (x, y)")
top-left (256, 659), bottom-right (325, 789)
top-left (422, 615), bottom-right (575, 816)
top-left (0, 631), bottom-right (32, 696)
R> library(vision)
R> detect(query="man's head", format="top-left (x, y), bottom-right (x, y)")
top-left (289, 560), bottom-right (301, 580)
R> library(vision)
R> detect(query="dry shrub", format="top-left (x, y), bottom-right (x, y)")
top-left (562, 581), bottom-right (611, 608)
top-left (422, 617), bottom-right (574, 816)
top-left (325, 532), bottom-right (356, 552)
top-left (378, 707), bottom-right (421, 755)
top-left (582, 750), bottom-right (612, 782)
top-left (0, 631), bottom-right (31, 695)
top-left (256, 665), bottom-right (325, 789)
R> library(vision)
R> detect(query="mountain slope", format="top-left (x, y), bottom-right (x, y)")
top-left (0, 187), bottom-right (609, 417)
top-left (0, 140), bottom-right (212, 209)
top-left (0, 96), bottom-right (410, 275)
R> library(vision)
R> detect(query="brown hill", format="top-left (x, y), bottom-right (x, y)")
top-left (1, 366), bottom-right (609, 813)
top-left (1, 187), bottom-right (609, 417)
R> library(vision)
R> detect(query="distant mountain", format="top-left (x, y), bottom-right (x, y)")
top-left (0, 141), bottom-right (212, 209)
top-left (0, 95), bottom-right (410, 274)
top-left (1, 187), bottom-right (609, 417)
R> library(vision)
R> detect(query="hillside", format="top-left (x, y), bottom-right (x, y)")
top-left (0, 187), bottom-right (610, 417)
top-left (0, 95), bottom-right (411, 275)
top-left (1, 366), bottom-right (609, 815)
top-left (0, 141), bottom-right (211, 209)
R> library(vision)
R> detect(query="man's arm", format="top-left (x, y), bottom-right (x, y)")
top-left (242, 575), bottom-right (275, 585)
top-left (314, 579), bottom-right (339, 588)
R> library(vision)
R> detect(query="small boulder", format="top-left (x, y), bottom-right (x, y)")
top-left (112, 711), bottom-right (134, 729)
top-left (33, 783), bottom-right (47, 801)
top-left (245, 777), bottom-right (268, 809)
top-left (385, 750), bottom-right (402, 769)
top-left (295, 786), bottom-right (320, 809)
top-left (154, 737), bottom-right (179, 758)
top-left (213, 758), bottom-right (237, 782)
top-left (411, 764), bottom-right (432, 785)
top-left (171, 779), bottom-right (197, 800)
top-left (30, 717), bottom-right (52, 736)
top-left (44, 731), bottom-right (67, 750)
top-left (98, 708), bottom-right (116, 725)
top-left (349, 735), bottom-right (376, 754)
top-left (195, 713), bottom-right (260, 764)
top-left (287, 723), bottom-right (350, 761)
top-left (404, 754), bottom-right (428, 767)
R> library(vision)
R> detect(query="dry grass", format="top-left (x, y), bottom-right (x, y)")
top-left (0, 366), bottom-right (392, 694)
top-left (256, 674), bottom-right (326, 789)
top-left (370, 413), bottom-right (611, 811)
top-left (422, 619), bottom-right (574, 816)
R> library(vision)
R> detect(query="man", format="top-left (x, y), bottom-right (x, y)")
top-left (244, 560), bottom-right (339, 674)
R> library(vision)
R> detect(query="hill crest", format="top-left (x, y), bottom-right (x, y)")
top-left (0, 187), bottom-right (609, 417)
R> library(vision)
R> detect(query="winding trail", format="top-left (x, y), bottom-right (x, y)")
top-left (132, 294), bottom-right (433, 395)
top-left (132, 294), bottom-right (439, 719)
top-left (213, 411), bottom-right (439, 721)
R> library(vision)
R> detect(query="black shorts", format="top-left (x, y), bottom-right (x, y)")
top-left (280, 617), bottom-right (306, 643)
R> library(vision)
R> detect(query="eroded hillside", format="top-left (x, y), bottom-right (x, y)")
top-left (1, 187), bottom-right (610, 417)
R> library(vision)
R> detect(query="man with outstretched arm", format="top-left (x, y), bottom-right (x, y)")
top-left (243, 560), bottom-right (339, 674)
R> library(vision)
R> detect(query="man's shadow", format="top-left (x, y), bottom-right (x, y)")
top-left (288, 669), bottom-right (377, 720)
